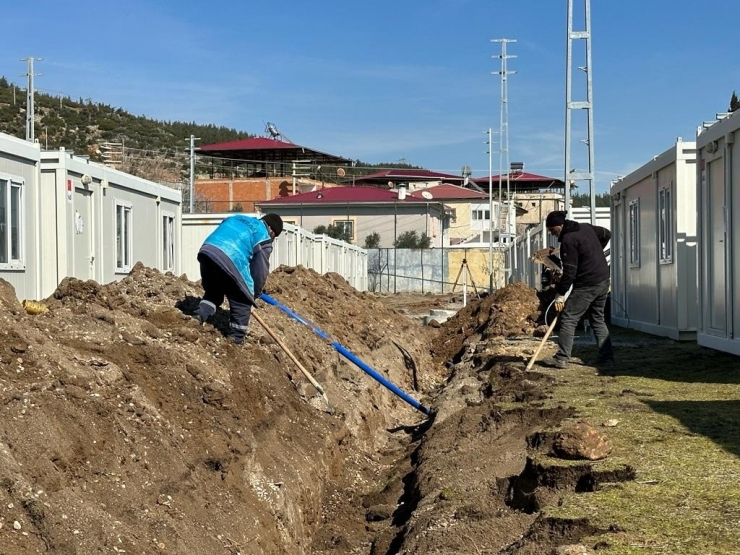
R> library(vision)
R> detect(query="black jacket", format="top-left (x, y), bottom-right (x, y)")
top-left (555, 220), bottom-right (611, 295)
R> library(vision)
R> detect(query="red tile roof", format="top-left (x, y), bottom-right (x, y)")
top-left (471, 172), bottom-right (564, 185)
top-left (199, 137), bottom-right (297, 151)
top-left (259, 186), bottom-right (436, 205)
top-left (410, 183), bottom-right (488, 200)
top-left (352, 169), bottom-right (465, 182)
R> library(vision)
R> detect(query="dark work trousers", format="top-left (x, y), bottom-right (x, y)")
top-left (195, 256), bottom-right (253, 344)
top-left (555, 278), bottom-right (613, 363)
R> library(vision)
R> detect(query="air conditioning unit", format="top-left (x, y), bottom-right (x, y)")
top-left (706, 140), bottom-right (719, 154)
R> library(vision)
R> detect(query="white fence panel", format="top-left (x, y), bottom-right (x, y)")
top-left (181, 213), bottom-right (367, 291)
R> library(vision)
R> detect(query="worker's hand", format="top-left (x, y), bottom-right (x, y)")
top-left (554, 295), bottom-right (567, 312)
top-left (252, 298), bottom-right (264, 309)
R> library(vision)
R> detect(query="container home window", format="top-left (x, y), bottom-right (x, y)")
top-left (629, 198), bottom-right (640, 267)
top-left (115, 200), bottom-right (133, 272)
top-left (162, 212), bottom-right (175, 272)
top-left (659, 186), bottom-right (673, 263)
top-left (0, 176), bottom-right (24, 268)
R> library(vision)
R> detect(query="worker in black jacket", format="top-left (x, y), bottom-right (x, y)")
top-left (539, 210), bottom-right (613, 369)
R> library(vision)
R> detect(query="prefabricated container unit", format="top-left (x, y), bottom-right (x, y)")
top-left (609, 139), bottom-right (697, 340)
top-left (181, 213), bottom-right (368, 291)
top-left (0, 133), bottom-right (43, 302)
top-left (696, 111), bottom-right (740, 355)
top-left (38, 148), bottom-right (182, 298)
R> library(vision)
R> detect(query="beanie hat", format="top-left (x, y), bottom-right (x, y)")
top-left (545, 210), bottom-right (567, 227)
top-left (261, 213), bottom-right (284, 237)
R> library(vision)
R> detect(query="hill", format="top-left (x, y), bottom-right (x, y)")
top-left (0, 78), bottom-right (423, 186)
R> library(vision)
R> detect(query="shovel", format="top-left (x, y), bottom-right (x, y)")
top-left (251, 310), bottom-right (333, 413)
top-left (525, 286), bottom-right (573, 371)
top-left (525, 314), bottom-right (560, 371)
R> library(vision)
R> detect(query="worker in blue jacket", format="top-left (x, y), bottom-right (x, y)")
top-left (193, 213), bottom-right (283, 344)
top-left (539, 210), bottom-right (613, 369)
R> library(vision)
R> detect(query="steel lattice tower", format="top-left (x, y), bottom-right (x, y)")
top-left (565, 0), bottom-right (596, 223)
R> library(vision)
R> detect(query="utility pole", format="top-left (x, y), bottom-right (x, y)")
top-left (492, 38), bottom-right (516, 286)
top-left (486, 128), bottom-right (494, 292)
top-left (565, 0), bottom-right (596, 223)
top-left (189, 135), bottom-right (200, 214)
top-left (20, 57), bottom-right (42, 143)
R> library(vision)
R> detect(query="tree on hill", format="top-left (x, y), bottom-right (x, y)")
top-left (0, 77), bottom-right (431, 187)
top-left (570, 191), bottom-right (611, 208)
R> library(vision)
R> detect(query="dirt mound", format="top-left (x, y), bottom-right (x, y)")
top-left (432, 282), bottom-right (544, 364)
top-left (0, 264), bottom-right (441, 554)
top-left (1, 266), bottom-right (626, 554)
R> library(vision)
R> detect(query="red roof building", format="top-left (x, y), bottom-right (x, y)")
top-left (257, 186), bottom-right (449, 248)
top-left (471, 171), bottom-right (566, 194)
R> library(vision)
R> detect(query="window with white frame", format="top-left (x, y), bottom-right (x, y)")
top-left (470, 203), bottom-right (491, 222)
top-left (658, 185), bottom-right (673, 263)
top-left (115, 200), bottom-right (133, 272)
top-left (629, 198), bottom-right (640, 267)
top-left (0, 176), bottom-right (24, 267)
top-left (331, 219), bottom-right (355, 241)
top-left (162, 212), bottom-right (175, 272)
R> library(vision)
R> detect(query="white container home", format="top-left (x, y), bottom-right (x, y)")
top-left (37, 148), bottom-right (182, 298)
top-left (609, 138), bottom-right (698, 340)
top-left (0, 133), bottom-right (43, 301)
top-left (696, 111), bottom-right (740, 355)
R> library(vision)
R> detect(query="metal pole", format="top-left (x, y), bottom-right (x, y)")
top-left (189, 135), bottom-right (200, 213)
top-left (487, 128), bottom-right (494, 292)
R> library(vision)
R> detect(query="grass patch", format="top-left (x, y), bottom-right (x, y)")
top-left (537, 328), bottom-right (740, 554)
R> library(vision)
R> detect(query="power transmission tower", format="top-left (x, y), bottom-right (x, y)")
top-left (20, 57), bottom-right (42, 143)
top-left (492, 38), bottom-right (516, 287)
top-left (565, 0), bottom-right (596, 223)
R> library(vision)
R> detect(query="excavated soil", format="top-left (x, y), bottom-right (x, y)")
top-left (0, 265), bottom-right (621, 554)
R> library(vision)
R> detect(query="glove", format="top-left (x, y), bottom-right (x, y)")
top-left (554, 295), bottom-right (566, 312)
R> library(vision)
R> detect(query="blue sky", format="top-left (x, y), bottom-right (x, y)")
top-left (3, 1), bottom-right (738, 192)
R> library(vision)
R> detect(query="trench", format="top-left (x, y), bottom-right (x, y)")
top-left (311, 345), bottom-right (635, 555)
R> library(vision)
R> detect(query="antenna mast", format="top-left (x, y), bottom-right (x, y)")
top-left (492, 38), bottom-right (516, 287)
top-left (20, 56), bottom-right (42, 143)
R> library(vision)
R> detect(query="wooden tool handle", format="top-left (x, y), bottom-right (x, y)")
top-left (525, 315), bottom-right (559, 371)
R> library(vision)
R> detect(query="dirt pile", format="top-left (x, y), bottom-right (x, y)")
top-left (432, 282), bottom-right (545, 364)
top-left (0, 264), bottom-right (440, 554)
top-left (1, 268), bottom-right (628, 554)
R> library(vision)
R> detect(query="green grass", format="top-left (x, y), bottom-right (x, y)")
top-left (538, 330), bottom-right (740, 554)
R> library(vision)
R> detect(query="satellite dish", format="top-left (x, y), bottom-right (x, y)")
top-left (336, 168), bottom-right (346, 177)
top-left (421, 191), bottom-right (433, 200)
top-left (461, 165), bottom-right (472, 177)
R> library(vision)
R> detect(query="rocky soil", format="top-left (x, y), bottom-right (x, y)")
top-left (0, 264), bottom-right (622, 554)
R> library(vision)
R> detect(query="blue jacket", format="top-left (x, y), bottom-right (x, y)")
top-left (199, 215), bottom-right (273, 303)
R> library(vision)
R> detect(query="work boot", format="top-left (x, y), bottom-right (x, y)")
top-left (582, 356), bottom-right (614, 369)
top-left (192, 314), bottom-right (205, 325)
top-left (595, 358), bottom-right (614, 370)
top-left (538, 356), bottom-right (568, 369)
